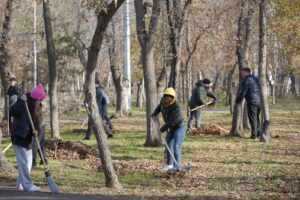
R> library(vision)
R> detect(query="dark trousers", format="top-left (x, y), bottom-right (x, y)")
top-left (247, 104), bottom-right (261, 138)
top-left (187, 110), bottom-right (202, 129)
top-left (84, 113), bottom-right (113, 139)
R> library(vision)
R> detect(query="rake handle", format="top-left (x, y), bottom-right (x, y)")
top-left (162, 137), bottom-right (180, 167)
top-left (24, 100), bottom-right (49, 173)
top-left (189, 101), bottom-right (214, 112)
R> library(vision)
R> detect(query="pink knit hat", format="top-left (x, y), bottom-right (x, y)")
top-left (31, 84), bottom-right (47, 101)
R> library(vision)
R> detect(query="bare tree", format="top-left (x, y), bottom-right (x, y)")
top-left (166, 0), bottom-right (192, 90)
top-left (134, 0), bottom-right (161, 146)
top-left (0, 0), bottom-right (13, 171)
top-left (42, 0), bottom-right (60, 139)
top-left (230, 0), bottom-right (255, 137)
top-left (108, 18), bottom-right (125, 117)
top-left (0, 0), bottom-right (13, 120)
top-left (83, 0), bottom-right (124, 188)
top-left (258, 0), bottom-right (270, 142)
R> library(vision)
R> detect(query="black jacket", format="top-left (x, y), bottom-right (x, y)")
top-left (152, 100), bottom-right (184, 132)
top-left (10, 94), bottom-right (37, 149)
top-left (236, 75), bottom-right (261, 107)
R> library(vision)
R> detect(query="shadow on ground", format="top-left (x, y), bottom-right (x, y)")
top-left (0, 186), bottom-right (233, 200)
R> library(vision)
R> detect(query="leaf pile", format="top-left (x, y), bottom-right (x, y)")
top-left (189, 124), bottom-right (229, 136)
top-left (45, 139), bottom-right (97, 160)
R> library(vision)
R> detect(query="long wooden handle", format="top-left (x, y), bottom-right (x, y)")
top-left (24, 101), bottom-right (49, 171)
top-left (190, 101), bottom-right (214, 112)
top-left (162, 137), bottom-right (179, 167)
top-left (2, 142), bottom-right (12, 154)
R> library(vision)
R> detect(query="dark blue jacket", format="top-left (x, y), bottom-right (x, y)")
top-left (10, 97), bottom-right (33, 149)
top-left (236, 75), bottom-right (261, 107)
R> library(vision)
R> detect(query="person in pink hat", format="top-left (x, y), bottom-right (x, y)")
top-left (9, 84), bottom-right (47, 192)
top-left (27, 84), bottom-right (48, 168)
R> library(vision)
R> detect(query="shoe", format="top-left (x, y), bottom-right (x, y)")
top-left (16, 184), bottom-right (23, 191)
top-left (28, 185), bottom-right (40, 192)
top-left (162, 165), bottom-right (173, 171)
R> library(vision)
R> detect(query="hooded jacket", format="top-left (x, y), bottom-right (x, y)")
top-left (189, 81), bottom-right (216, 109)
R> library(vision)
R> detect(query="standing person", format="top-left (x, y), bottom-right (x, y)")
top-left (187, 79), bottom-right (217, 131)
top-left (84, 79), bottom-right (113, 140)
top-left (236, 68), bottom-right (262, 139)
top-left (152, 87), bottom-right (185, 171)
top-left (9, 84), bottom-right (47, 192)
top-left (29, 84), bottom-right (48, 168)
top-left (7, 74), bottom-right (21, 97)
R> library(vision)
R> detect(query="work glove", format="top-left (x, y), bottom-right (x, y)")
top-left (9, 95), bottom-right (18, 107)
top-left (20, 94), bottom-right (27, 101)
top-left (160, 124), bottom-right (168, 133)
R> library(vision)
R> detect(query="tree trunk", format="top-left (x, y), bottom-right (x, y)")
top-left (135, 0), bottom-right (161, 147)
top-left (0, 0), bottom-right (13, 120)
top-left (166, 0), bottom-right (191, 90)
top-left (0, 0), bottom-right (13, 169)
top-left (258, 0), bottom-right (270, 142)
top-left (136, 79), bottom-right (144, 109)
top-left (83, 1), bottom-right (124, 188)
top-left (42, 0), bottom-right (60, 139)
top-left (108, 18), bottom-right (125, 117)
top-left (243, 103), bottom-right (250, 130)
top-left (230, 0), bottom-right (254, 137)
top-left (290, 73), bottom-right (297, 96)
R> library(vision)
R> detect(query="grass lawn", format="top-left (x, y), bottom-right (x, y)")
top-left (1, 98), bottom-right (300, 199)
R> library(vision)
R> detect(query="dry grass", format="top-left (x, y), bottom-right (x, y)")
top-left (1, 99), bottom-right (300, 199)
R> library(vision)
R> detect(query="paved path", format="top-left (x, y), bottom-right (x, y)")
top-left (0, 186), bottom-right (228, 200)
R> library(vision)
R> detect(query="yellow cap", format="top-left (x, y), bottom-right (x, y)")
top-left (163, 87), bottom-right (176, 98)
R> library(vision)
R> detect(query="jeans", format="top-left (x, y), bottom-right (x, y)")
top-left (187, 110), bottom-right (202, 129)
top-left (165, 124), bottom-right (186, 169)
top-left (247, 104), bottom-right (261, 138)
top-left (14, 145), bottom-right (35, 191)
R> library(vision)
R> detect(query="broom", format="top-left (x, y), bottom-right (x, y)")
top-left (24, 101), bottom-right (60, 193)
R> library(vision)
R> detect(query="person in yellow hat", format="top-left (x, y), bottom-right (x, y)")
top-left (152, 87), bottom-right (185, 171)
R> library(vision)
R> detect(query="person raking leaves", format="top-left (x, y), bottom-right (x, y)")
top-left (187, 79), bottom-right (217, 132)
top-left (9, 84), bottom-right (47, 192)
top-left (152, 87), bottom-right (186, 171)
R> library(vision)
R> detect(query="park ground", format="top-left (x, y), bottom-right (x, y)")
top-left (0, 98), bottom-right (300, 200)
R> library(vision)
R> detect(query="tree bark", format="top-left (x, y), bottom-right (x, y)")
top-left (166, 0), bottom-right (191, 90)
top-left (230, 0), bottom-right (254, 137)
top-left (42, 0), bottom-right (60, 139)
top-left (258, 0), bottom-right (270, 142)
top-left (134, 0), bottom-right (161, 147)
top-left (84, 1), bottom-right (124, 188)
top-left (0, 0), bottom-right (13, 120)
top-left (108, 18), bottom-right (125, 117)
top-left (136, 79), bottom-right (144, 109)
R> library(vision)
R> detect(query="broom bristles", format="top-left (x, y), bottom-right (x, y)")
top-left (47, 176), bottom-right (60, 193)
